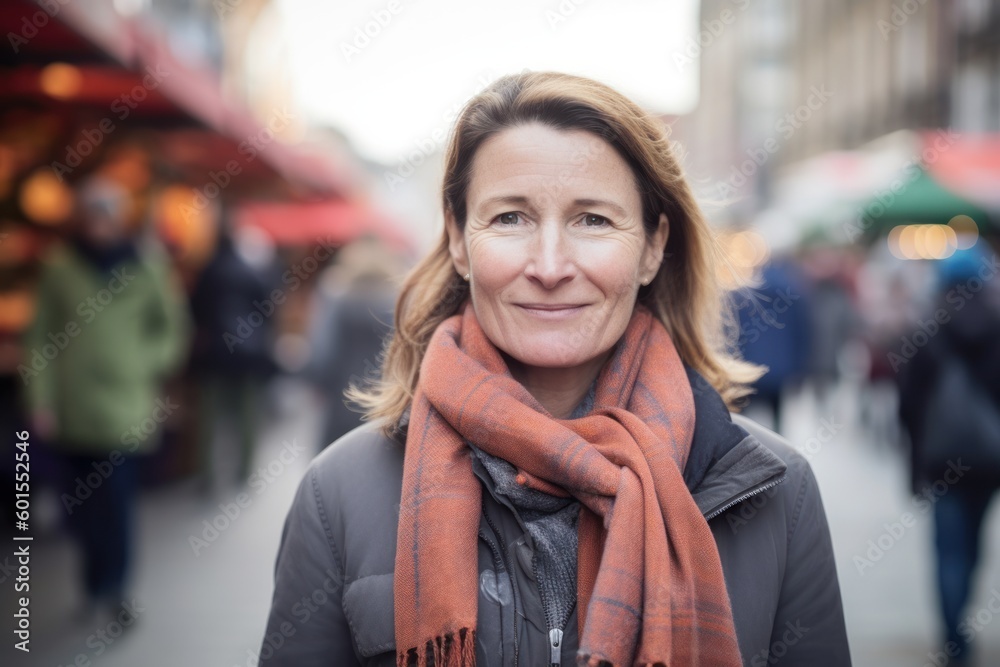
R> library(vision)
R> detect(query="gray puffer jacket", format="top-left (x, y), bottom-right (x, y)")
top-left (260, 369), bottom-right (851, 666)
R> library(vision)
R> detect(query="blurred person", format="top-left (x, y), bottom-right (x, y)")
top-left (735, 259), bottom-right (812, 433)
top-left (260, 72), bottom-right (850, 666)
top-left (804, 250), bottom-right (860, 414)
top-left (856, 256), bottom-right (927, 451)
top-left (23, 176), bottom-right (190, 619)
top-left (305, 237), bottom-right (397, 451)
top-left (189, 219), bottom-right (280, 492)
top-left (898, 242), bottom-right (1000, 667)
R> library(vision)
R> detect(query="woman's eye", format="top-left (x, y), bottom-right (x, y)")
top-left (583, 214), bottom-right (610, 227)
top-left (495, 212), bottom-right (521, 225)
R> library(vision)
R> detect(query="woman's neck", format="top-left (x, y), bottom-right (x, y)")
top-left (506, 351), bottom-right (610, 419)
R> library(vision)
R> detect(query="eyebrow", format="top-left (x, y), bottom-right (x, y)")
top-left (572, 198), bottom-right (628, 217)
top-left (476, 195), bottom-right (628, 217)
top-left (478, 195), bottom-right (531, 211)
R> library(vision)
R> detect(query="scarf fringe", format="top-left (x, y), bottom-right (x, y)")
top-left (397, 628), bottom-right (476, 667)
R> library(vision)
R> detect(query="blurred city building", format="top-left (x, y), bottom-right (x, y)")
top-left (670, 0), bottom-right (792, 219)
top-left (674, 0), bottom-right (1000, 244)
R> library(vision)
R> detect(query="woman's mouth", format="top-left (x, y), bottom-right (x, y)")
top-left (514, 303), bottom-right (588, 319)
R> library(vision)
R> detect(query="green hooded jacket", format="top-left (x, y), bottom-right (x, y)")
top-left (22, 241), bottom-right (190, 455)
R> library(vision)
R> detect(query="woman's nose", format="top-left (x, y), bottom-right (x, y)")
top-left (523, 222), bottom-right (576, 288)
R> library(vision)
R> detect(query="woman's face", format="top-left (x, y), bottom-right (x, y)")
top-left (447, 122), bottom-right (668, 376)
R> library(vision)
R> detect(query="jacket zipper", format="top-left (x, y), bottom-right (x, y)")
top-left (548, 628), bottom-right (563, 666)
top-left (531, 549), bottom-right (564, 666)
top-left (481, 498), bottom-right (521, 667)
top-left (704, 477), bottom-right (785, 521)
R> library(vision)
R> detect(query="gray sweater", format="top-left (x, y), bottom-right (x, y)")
top-left (468, 387), bottom-right (594, 633)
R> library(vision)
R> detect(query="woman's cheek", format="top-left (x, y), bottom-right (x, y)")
top-left (585, 248), bottom-right (641, 294)
top-left (471, 236), bottom-right (525, 278)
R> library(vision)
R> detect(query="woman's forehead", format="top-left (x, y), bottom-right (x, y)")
top-left (467, 123), bottom-right (640, 208)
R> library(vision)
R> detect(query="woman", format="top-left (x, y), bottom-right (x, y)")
top-left (260, 71), bottom-right (850, 666)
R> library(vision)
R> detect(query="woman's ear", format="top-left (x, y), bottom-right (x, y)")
top-left (445, 210), bottom-right (470, 278)
top-left (643, 213), bottom-right (669, 280)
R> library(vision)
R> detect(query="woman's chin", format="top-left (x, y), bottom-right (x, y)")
top-left (502, 340), bottom-right (606, 373)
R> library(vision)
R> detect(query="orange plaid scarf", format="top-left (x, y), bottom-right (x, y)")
top-left (395, 301), bottom-right (742, 666)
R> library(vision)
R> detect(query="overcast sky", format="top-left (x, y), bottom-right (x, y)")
top-left (276, 0), bottom-right (700, 165)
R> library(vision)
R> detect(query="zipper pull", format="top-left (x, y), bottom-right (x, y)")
top-left (549, 628), bottom-right (563, 665)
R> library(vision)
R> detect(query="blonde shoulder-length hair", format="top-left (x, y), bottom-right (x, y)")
top-left (350, 71), bottom-right (762, 437)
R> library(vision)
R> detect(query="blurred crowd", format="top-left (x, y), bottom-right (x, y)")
top-left (732, 233), bottom-right (1000, 665)
top-left (0, 166), bottom-right (406, 627)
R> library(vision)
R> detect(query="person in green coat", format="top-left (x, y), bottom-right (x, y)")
top-left (21, 176), bottom-right (190, 618)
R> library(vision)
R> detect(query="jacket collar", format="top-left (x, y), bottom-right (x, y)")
top-left (683, 366), bottom-right (787, 519)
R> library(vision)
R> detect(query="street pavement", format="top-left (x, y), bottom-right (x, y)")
top-left (3, 379), bottom-right (999, 666)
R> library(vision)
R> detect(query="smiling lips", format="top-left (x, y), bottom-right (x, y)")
top-left (514, 303), bottom-right (588, 319)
